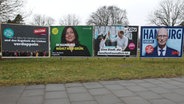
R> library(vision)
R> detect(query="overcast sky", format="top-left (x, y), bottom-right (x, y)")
top-left (24, 0), bottom-right (161, 26)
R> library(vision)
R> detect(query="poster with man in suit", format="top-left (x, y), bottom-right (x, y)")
top-left (140, 26), bottom-right (183, 58)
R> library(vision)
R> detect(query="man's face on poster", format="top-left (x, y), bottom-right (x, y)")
top-left (157, 28), bottom-right (168, 48)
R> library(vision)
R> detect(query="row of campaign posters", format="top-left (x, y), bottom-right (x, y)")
top-left (0, 24), bottom-right (183, 58)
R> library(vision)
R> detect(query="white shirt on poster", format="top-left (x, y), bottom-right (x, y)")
top-left (111, 35), bottom-right (128, 50)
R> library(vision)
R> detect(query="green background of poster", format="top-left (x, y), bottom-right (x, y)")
top-left (50, 26), bottom-right (93, 56)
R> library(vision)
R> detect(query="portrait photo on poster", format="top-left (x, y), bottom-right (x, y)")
top-left (140, 26), bottom-right (183, 58)
top-left (51, 26), bottom-right (93, 57)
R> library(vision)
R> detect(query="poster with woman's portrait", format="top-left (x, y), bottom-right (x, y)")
top-left (50, 26), bottom-right (93, 57)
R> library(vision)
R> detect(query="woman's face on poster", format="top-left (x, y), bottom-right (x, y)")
top-left (65, 27), bottom-right (75, 43)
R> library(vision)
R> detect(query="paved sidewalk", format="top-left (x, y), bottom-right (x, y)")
top-left (0, 77), bottom-right (184, 104)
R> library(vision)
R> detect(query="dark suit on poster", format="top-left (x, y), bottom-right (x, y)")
top-left (145, 46), bottom-right (179, 57)
top-left (144, 27), bottom-right (181, 57)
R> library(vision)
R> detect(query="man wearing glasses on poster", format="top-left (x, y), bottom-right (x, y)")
top-left (145, 28), bottom-right (179, 57)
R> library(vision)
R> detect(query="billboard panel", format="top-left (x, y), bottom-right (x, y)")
top-left (1, 24), bottom-right (49, 58)
top-left (94, 26), bottom-right (138, 57)
top-left (51, 26), bottom-right (93, 56)
top-left (140, 26), bottom-right (183, 58)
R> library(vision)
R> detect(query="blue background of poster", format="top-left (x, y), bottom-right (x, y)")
top-left (140, 26), bottom-right (183, 57)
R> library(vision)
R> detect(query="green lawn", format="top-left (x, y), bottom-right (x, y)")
top-left (0, 57), bottom-right (184, 86)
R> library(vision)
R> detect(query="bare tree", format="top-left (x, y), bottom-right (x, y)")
top-left (59, 14), bottom-right (80, 26)
top-left (0, 0), bottom-right (23, 22)
top-left (180, 21), bottom-right (184, 26)
top-left (148, 0), bottom-right (184, 26)
top-left (31, 14), bottom-right (55, 26)
top-left (87, 6), bottom-right (110, 26)
top-left (108, 6), bottom-right (129, 25)
top-left (87, 5), bottom-right (129, 26)
top-left (7, 14), bottom-right (24, 24)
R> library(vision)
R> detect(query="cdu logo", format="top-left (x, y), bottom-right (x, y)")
top-left (3, 28), bottom-right (14, 38)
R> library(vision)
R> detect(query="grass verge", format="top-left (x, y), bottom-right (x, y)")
top-left (0, 57), bottom-right (184, 86)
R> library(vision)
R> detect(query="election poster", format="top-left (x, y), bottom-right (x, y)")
top-left (140, 26), bottom-right (183, 58)
top-left (1, 24), bottom-right (49, 58)
top-left (50, 26), bottom-right (93, 56)
top-left (94, 26), bottom-right (138, 57)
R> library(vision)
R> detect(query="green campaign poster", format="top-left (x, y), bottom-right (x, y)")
top-left (50, 26), bottom-right (93, 56)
